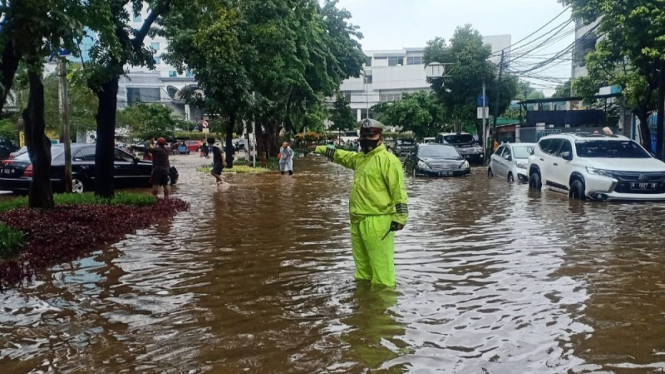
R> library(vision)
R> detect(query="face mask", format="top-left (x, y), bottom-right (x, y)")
top-left (359, 139), bottom-right (380, 154)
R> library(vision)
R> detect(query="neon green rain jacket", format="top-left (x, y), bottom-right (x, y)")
top-left (316, 144), bottom-right (408, 225)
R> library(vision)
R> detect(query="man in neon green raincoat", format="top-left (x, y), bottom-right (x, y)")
top-left (316, 119), bottom-right (408, 287)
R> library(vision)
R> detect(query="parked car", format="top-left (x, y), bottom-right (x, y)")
top-left (436, 132), bottom-right (484, 164)
top-left (0, 138), bottom-right (19, 160)
top-left (488, 143), bottom-right (536, 182)
top-left (527, 133), bottom-right (665, 201)
top-left (234, 139), bottom-right (245, 152)
top-left (185, 140), bottom-right (203, 153)
top-left (403, 144), bottom-right (470, 177)
top-left (422, 137), bottom-right (436, 144)
top-left (9, 146), bottom-right (27, 160)
top-left (0, 144), bottom-right (178, 193)
top-left (396, 138), bottom-right (417, 157)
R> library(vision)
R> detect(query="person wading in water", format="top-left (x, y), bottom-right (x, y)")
top-left (315, 119), bottom-right (408, 287)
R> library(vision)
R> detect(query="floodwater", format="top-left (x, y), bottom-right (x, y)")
top-left (3, 154), bottom-right (665, 373)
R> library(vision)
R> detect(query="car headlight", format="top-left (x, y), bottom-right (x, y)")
top-left (474, 147), bottom-right (483, 153)
top-left (461, 161), bottom-right (470, 169)
top-left (586, 167), bottom-right (613, 177)
top-left (417, 160), bottom-right (429, 170)
top-left (516, 162), bottom-right (528, 169)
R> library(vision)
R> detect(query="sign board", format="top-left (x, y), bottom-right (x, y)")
top-left (477, 107), bottom-right (490, 119)
top-left (19, 132), bottom-right (25, 147)
top-left (203, 128), bottom-right (210, 134)
top-left (202, 121), bottom-right (209, 128)
top-left (477, 94), bottom-right (490, 107)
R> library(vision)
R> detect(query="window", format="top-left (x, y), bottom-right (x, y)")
top-left (186, 70), bottom-right (194, 78)
top-left (380, 93), bottom-right (402, 102)
top-left (495, 146), bottom-right (505, 157)
top-left (544, 139), bottom-right (563, 155)
top-left (153, 57), bottom-right (161, 64)
top-left (418, 146), bottom-right (461, 159)
top-left (365, 56), bottom-right (372, 67)
top-left (443, 134), bottom-right (475, 145)
top-left (364, 75), bottom-right (372, 84)
top-left (388, 57), bottom-right (404, 66)
top-left (150, 42), bottom-right (160, 51)
top-left (407, 56), bottom-right (423, 65)
top-left (538, 139), bottom-right (551, 154)
top-left (503, 147), bottom-right (512, 158)
top-left (77, 147), bottom-right (96, 161)
top-left (133, 14), bottom-right (142, 22)
top-left (114, 149), bottom-right (134, 162)
top-left (575, 140), bottom-right (651, 158)
top-left (557, 140), bottom-right (573, 158)
top-left (127, 88), bottom-right (161, 105)
top-left (513, 145), bottom-right (534, 159)
top-left (169, 71), bottom-right (177, 77)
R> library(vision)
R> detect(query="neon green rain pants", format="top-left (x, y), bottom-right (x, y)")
top-left (351, 215), bottom-right (396, 287)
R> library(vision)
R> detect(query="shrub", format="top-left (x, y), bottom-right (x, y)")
top-left (0, 224), bottom-right (24, 260)
top-left (0, 192), bottom-right (158, 212)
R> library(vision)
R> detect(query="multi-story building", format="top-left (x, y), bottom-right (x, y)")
top-left (339, 35), bottom-right (512, 126)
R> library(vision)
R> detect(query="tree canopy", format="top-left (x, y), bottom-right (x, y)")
top-left (328, 93), bottom-right (356, 133)
top-left (373, 91), bottom-right (448, 141)
top-left (560, 0), bottom-right (664, 151)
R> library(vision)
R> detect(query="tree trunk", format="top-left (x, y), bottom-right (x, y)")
top-left (255, 121), bottom-right (265, 158)
top-left (0, 41), bottom-right (21, 115)
top-left (94, 78), bottom-right (119, 198)
top-left (225, 113), bottom-right (235, 169)
top-left (637, 112), bottom-right (653, 153)
top-left (23, 72), bottom-right (54, 209)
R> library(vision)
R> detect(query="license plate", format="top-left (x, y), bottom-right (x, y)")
top-left (2, 168), bottom-right (12, 175)
top-left (630, 182), bottom-right (657, 190)
top-left (439, 171), bottom-right (452, 176)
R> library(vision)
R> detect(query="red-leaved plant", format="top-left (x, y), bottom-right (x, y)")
top-left (0, 198), bottom-right (189, 290)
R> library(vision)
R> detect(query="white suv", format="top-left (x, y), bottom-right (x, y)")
top-left (527, 133), bottom-right (665, 201)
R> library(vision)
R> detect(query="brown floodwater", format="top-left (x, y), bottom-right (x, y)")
top-left (3, 154), bottom-right (665, 373)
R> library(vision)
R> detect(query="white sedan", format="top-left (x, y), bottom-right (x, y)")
top-left (488, 143), bottom-right (535, 183)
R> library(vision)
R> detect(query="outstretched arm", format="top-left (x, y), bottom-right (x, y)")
top-left (315, 146), bottom-right (360, 170)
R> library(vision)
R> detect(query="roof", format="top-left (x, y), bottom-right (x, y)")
top-left (518, 93), bottom-right (622, 105)
top-left (542, 132), bottom-right (630, 141)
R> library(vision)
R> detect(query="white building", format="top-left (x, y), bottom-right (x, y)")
top-left (570, 19), bottom-right (600, 90)
top-left (339, 35), bottom-right (512, 124)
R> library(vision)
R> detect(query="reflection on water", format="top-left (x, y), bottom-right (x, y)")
top-left (2, 155), bottom-right (665, 373)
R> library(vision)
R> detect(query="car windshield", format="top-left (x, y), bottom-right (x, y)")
top-left (513, 145), bottom-right (534, 159)
top-left (398, 139), bottom-right (415, 145)
top-left (443, 134), bottom-right (474, 144)
top-left (418, 146), bottom-right (461, 159)
top-left (575, 140), bottom-right (651, 158)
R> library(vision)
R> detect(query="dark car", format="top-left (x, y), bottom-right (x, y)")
top-left (403, 144), bottom-right (471, 177)
top-left (396, 138), bottom-right (416, 157)
top-left (436, 132), bottom-right (485, 164)
top-left (234, 139), bottom-right (245, 152)
top-left (0, 138), bottom-right (19, 160)
top-left (0, 144), bottom-right (178, 193)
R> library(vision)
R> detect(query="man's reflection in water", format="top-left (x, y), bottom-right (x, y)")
top-left (340, 283), bottom-right (407, 370)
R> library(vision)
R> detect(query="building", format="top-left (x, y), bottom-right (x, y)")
top-left (570, 18), bottom-right (600, 86)
top-left (338, 35), bottom-right (512, 125)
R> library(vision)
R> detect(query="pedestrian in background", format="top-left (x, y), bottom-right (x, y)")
top-left (208, 137), bottom-right (226, 185)
top-left (146, 137), bottom-right (171, 198)
top-left (143, 136), bottom-right (156, 161)
top-left (279, 141), bottom-right (294, 176)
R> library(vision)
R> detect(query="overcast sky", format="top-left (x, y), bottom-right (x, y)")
top-left (335, 0), bottom-right (573, 94)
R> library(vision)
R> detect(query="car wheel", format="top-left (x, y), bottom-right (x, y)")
top-left (488, 168), bottom-right (494, 178)
top-left (529, 171), bottom-right (542, 190)
top-left (412, 167), bottom-right (417, 178)
top-left (72, 178), bottom-right (86, 193)
top-left (507, 172), bottom-right (514, 183)
top-left (570, 179), bottom-right (587, 200)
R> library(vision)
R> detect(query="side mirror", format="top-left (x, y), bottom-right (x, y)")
top-left (561, 151), bottom-right (573, 161)
top-left (133, 157), bottom-right (140, 165)
top-left (503, 154), bottom-right (512, 161)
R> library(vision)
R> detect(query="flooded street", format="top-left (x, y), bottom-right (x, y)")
top-left (3, 154), bottom-right (665, 373)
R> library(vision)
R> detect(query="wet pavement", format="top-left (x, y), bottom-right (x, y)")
top-left (3, 154), bottom-right (665, 373)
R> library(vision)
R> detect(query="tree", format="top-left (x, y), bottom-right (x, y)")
top-left (424, 25), bottom-right (517, 134)
top-left (329, 93), bottom-right (356, 135)
top-left (6, 0), bottom-right (85, 208)
top-left (373, 91), bottom-right (448, 140)
top-left (560, 0), bottom-right (664, 152)
top-left (553, 79), bottom-right (572, 98)
top-left (84, 0), bottom-right (176, 197)
top-left (117, 103), bottom-right (178, 139)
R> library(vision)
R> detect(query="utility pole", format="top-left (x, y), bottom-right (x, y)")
top-left (58, 58), bottom-right (73, 193)
top-left (492, 50), bottom-right (505, 150)
top-left (657, 60), bottom-right (665, 160)
top-left (482, 81), bottom-right (487, 162)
